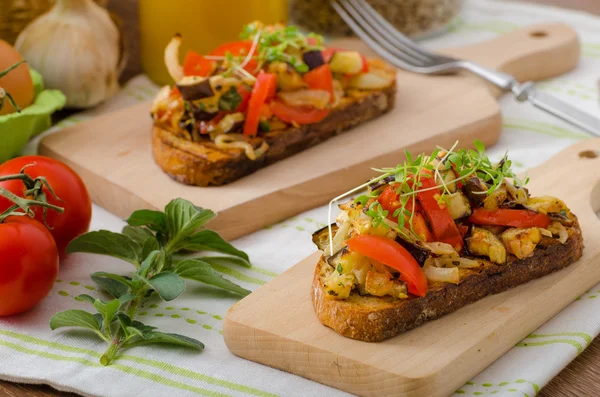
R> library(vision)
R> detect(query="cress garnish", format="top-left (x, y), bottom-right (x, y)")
top-left (328, 140), bottom-right (529, 252)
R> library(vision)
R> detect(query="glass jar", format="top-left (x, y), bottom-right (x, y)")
top-left (139, 0), bottom-right (289, 86)
top-left (290, 0), bottom-right (461, 38)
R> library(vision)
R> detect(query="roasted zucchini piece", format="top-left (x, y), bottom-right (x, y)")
top-left (526, 195), bottom-right (569, 215)
top-left (466, 226), bottom-right (507, 264)
top-left (501, 227), bottom-right (541, 259)
top-left (445, 192), bottom-right (472, 219)
top-left (267, 61), bottom-right (306, 91)
top-left (365, 271), bottom-right (407, 298)
top-left (323, 271), bottom-right (354, 299)
top-left (483, 188), bottom-right (508, 210)
top-left (329, 51), bottom-right (363, 74)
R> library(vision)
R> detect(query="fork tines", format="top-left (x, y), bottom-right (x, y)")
top-left (331, 0), bottom-right (453, 71)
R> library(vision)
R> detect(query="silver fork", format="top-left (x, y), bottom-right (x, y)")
top-left (331, 0), bottom-right (600, 137)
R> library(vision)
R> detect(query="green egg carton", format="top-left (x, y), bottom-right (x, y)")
top-left (0, 69), bottom-right (66, 163)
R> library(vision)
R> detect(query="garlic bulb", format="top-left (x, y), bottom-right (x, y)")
top-left (15, 0), bottom-right (124, 108)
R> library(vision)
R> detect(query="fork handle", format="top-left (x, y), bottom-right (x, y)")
top-left (512, 83), bottom-right (600, 137)
top-left (458, 61), bottom-right (517, 91)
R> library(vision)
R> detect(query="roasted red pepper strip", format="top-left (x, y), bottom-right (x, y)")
top-left (377, 185), bottom-right (434, 242)
top-left (417, 176), bottom-right (464, 251)
top-left (347, 235), bottom-right (428, 297)
top-left (244, 73), bottom-right (277, 137)
top-left (469, 208), bottom-right (551, 228)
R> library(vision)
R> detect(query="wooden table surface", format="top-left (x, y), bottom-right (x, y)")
top-left (2, 0), bottom-right (600, 396)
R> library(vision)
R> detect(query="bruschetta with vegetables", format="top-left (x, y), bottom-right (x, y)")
top-left (311, 141), bottom-right (583, 342)
top-left (151, 22), bottom-right (396, 186)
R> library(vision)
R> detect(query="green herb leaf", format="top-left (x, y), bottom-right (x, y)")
top-left (165, 199), bottom-right (216, 248)
top-left (145, 272), bottom-right (186, 301)
top-left (179, 230), bottom-right (250, 261)
top-left (50, 310), bottom-right (101, 331)
top-left (354, 195), bottom-right (369, 205)
top-left (138, 250), bottom-right (161, 279)
top-left (474, 139), bottom-right (486, 154)
top-left (218, 86), bottom-right (242, 111)
top-left (91, 272), bottom-right (133, 298)
top-left (67, 231), bottom-right (141, 268)
top-left (127, 332), bottom-right (204, 350)
top-left (127, 209), bottom-right (166, 233)
top-left (175, 259), bottom-right (251, 296)
top-left (76, 294), bottom-right (96, 304)
top-left (94, 298), bottom-right (121, 328)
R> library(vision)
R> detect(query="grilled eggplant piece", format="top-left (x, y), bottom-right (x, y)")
top-left (303, 50), bottom-right (325, 70)
top-left (463, 177), bottom-right (488, 207)
top-left (501, 227), bottom-right (542, 259)
top-left (312, 224), bottom-right (338, 251)
top-left (177, 76), bottom-right (214, 101)
top-left (445, 192), bottom-right (471, 220)
top-left (466, 226), bottom-right (507, 264)
top-left (396, 237), bottom-right (430, 265)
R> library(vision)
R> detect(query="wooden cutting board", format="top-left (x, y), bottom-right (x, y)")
top-left (40, 23), bottom-right (579, 240)
top-left (223, 138), bottom-right (600, 397)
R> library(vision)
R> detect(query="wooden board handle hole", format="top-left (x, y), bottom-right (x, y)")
top-left (579, 150), bottom-right (599, 159)
top-left (530, 30), bottom-right (549, 39)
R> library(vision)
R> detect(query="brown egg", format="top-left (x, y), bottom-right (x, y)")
top-left (0, 40), bottom-right (34, 115)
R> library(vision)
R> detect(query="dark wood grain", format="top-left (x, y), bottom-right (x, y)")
top-left (2, 0), bottom-right (599, 396)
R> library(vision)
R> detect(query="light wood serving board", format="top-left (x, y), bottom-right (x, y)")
top-left (40, 23), bottom-right (579, 240)
top-left (224, 138), bottom-right (600, 397)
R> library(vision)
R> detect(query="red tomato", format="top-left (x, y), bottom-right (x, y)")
top-left (244, 73), bottom-right (277, 136)
top-left (210, 40), bottom-right (258, 74)
top-left (270, 100), bottom-right (329, 125)
top-left (303, 64), bottom-right (334, 104)
top-left (0, 156), bottom-right (92, 258)
top-left (183, 50), bottom-right (214, 77)
top-left (377, 185), bottom-right (433, 242)
top-left (417, 176), bottom-right (464, 251)
top-left (347, 234), bottom-right (428, 297)
top-left (470, 208), bottom-right (551, 228)
top-left (0, 216), bottom-right (58, 316)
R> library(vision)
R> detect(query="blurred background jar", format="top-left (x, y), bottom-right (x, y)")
top-left (290, 0), bottom-right (462, 38)
top-left (139, 0), bottom-right (289, 86)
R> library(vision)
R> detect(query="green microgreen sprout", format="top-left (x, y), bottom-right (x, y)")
top-left (326, 140), bottom-right (529, 254)
top-left (240, 21), bottom-right (324, 73)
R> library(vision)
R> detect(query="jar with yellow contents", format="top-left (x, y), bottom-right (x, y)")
top-left (139, 0), bottom-right (289, 86)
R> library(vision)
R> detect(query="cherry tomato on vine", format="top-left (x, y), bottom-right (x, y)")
top-left (0, 216), bottom-right (59, 316)
top-left (0, 156), bottom-right (92, 258)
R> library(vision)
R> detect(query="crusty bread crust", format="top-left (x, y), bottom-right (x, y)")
top-left (152, 83), bottom-right (396, 186)
top-left (312, 220), bottom-right (584, 342)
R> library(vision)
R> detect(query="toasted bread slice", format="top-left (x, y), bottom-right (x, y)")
top-left (312, 219), bottom-right (583, 342)
top-left (152, 84), bottom-right (396, 186)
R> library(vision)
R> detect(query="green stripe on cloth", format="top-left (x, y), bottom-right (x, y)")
top-left (526, 332), bottom-right (592, 345)
top-left (0, 330), bottom-right (278, 397)
top-left (0, 339), bottom-right (229, 397)
top-left (503, 121), bottom-right (588, 140)
top-left (248, 266), bottom-right (279, 277)
top-left (209, 264), bottom-right (267, 285)
top-left (516, 339), bottom-right (585, 354)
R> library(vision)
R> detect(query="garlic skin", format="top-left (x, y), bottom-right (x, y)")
top-left (15, 0), bottom-right (123, 108)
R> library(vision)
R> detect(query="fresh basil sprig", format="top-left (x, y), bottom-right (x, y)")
top-left (50, 198), bottom-right (251, 365)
